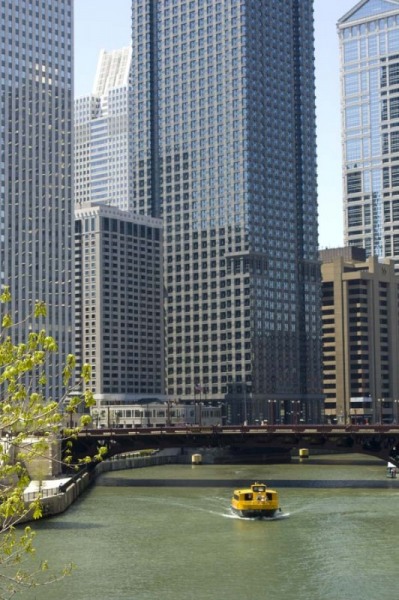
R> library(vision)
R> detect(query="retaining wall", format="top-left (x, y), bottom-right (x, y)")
top-left (24, 452), bottom-right (188, 521)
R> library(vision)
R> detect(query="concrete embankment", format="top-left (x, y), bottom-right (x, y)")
top-left (25, 444), bottom-right (291, 520)
top-left (24, 450), bottom-right (188, 521)
top-left (93, 449), bottom-right (187, 477)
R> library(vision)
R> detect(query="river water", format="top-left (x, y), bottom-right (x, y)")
top-left (20, 454), bottom-right (398, 600)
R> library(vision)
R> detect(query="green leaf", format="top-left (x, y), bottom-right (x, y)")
top-left (0, 296), bottom-right (94, 593)
top-left (34, 300), bottom-right (47, 318)
top-left (0, 285), bottom-right (12, 303)
top-left (2, 313), bottom-right (13, 328)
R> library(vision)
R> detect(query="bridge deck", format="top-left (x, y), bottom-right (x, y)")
top-left (71, 425), bottom-right (399, 466)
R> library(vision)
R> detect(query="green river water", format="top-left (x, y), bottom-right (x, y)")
top-left (19, 454), bottom-right (399, 600)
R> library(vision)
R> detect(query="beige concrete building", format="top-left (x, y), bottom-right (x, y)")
top-left (320, 247), bottom-right (399, 424)
top-left (74, 204), bottom-right (165, 408)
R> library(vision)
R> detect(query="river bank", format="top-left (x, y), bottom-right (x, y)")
top-left (22, 449), bottom-right (188, 521)
top-left (23, 445), bottom-right (396, 521)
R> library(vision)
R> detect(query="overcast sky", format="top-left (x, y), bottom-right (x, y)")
top-left (74, 0), bottom-right (358, 249)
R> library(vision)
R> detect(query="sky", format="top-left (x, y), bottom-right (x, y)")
top-left (74, 0), bottom-right (358, 249)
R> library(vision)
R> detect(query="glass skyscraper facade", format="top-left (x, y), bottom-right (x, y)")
top-left (0, 0), bottom-right (74, 400)
top-left (75, 47), bottom-right (134, 210)
top-left (130, 0), bottom-right (322, 424)
top-left (339, 0), bottom-right (399, 266)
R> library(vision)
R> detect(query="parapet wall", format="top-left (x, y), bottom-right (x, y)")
top-left (26, 452), bottom-right (188, 521)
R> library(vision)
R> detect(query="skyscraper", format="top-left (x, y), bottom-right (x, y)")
top-left (130, 0), bottom-right (322, 424)
top-left (320, 246), bottom-right (399, 425)
top-left (0, 0), bottom-right (74, 400)
top-left (75, 47), bottom-right (134, 210)
top-left (338, 0), bottom-right (399, 266)
top-left (74, 204), bottom-right (164, 405)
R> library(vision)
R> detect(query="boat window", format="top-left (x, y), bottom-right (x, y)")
top-left (234, 493), bottom-right (239, 500)
top-left (244, 493), bottom-right (253, 501)
top-left (266, 493), bottom-right (273, 501)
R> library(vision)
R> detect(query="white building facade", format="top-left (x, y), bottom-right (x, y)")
top-left (74, 47), bottom-right (134, 211)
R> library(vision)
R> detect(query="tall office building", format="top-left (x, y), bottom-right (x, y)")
top-left (339, 0), bottom-right (399, 267)
top-left (130, 0), bottom-right (322, 423)
top-left (75, 47), bottom-right (133, 210)
top-left (320, 247), bottom-right (399, 424)
top-left (0, 0), bottom-right (74, 400)
top-left (75, 204), bottom-right (164, 405)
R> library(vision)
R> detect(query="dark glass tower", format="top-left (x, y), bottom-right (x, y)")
top-left (130, 0), bottom-right (322, 424)
top-left (0, 0), bottom-right (74, 400)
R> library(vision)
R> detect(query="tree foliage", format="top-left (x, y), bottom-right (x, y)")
top-left (0, 287), bottom-right (98, 597)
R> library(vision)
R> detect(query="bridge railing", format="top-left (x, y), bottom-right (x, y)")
top-left (77, 424), bottom-right (399, 437)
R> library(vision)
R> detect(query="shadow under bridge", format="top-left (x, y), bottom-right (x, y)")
top-left (68, 425), bottom-right (399, 466)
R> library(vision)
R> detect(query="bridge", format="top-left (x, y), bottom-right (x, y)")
top-left (70, 424), bottom-right (399, 465)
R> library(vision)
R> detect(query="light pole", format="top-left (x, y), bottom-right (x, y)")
top-left (292, 400), bottom-right (300, 425)
top-left (376, 398), bottom-right (382, 425)
top-left (243, 384), bottom-right (248, 426)
top-left (268, 399), bottom-right (276, 424)
top-left (367, 394), bottom-right (372, 425)
top-left (166, 399), bottom-right (171, 427)
top-left (393, 399), bottom-right (399, 424)
top-left (194, 383), bottom-right (202, 426)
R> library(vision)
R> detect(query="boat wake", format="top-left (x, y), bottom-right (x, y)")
top-left (132, 494), bottom-right (238, 519)
top-left (226, 509), bottom-right (290, 521)
top-left (262, 511), bottom-right (290, 521)
top-left (123, 494), bottom-right (290, 521)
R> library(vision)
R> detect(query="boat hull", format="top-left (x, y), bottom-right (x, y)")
top-left (231, 506), bottom-right (282, 519)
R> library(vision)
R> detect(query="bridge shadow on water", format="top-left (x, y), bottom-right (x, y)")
top-left (293, 458), bottom-right (382, 466)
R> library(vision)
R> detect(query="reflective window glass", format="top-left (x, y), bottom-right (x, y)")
top-left (344, 40), bottom-right (359, 63)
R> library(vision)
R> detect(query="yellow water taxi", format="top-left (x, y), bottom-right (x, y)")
top-left (231, 482), bottom-right (281, 518)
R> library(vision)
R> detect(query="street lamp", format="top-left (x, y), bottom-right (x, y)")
top-left (393, 399), bottom-right (399, 424)
top-left (268, 399), bottom-right (277, 424)
top-left (243, 384), bottom-right (248, 426)
top-left (376, 398), bottom-right (382, 425)
top-left (166, 399), bottom-right (172, 427)
top-left (292, 400), bottom-right (301, 425)
top-left (194, 383), bottom-right (202, 426)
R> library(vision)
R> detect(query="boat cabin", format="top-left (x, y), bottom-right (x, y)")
top-left (232, 483), bottom-right (277, 504)
top-left (231, 481), bottom-right (281, 517)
